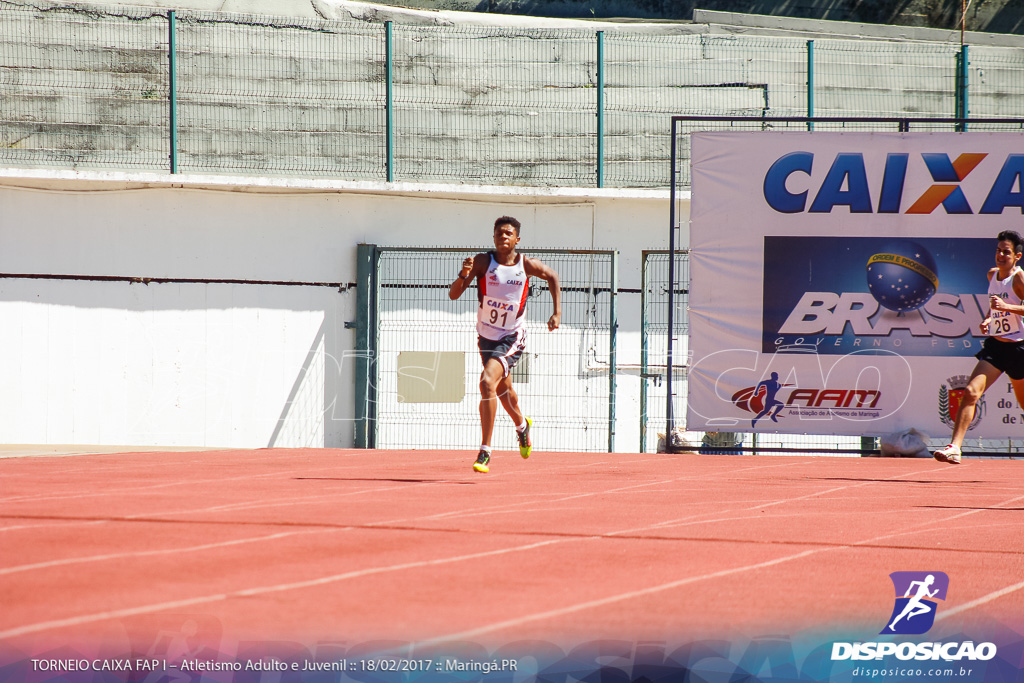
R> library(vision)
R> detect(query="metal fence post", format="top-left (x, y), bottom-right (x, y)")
top-left (168, 10), bottom-right (178, 174)
top-left (955, 50), bottom-right (962, 128)
top-left (640, 252), bottom-right (649, 453)
top-left (608, 250), bottom-right (617, 452)
top-left (354, 244), bottom-right (379, 448)
top-left (960, 44), bottom-right (969, 132)
top-left (385, 21), bottom-right (394, 182)
top-left (666, 120), bottom-right (678, 441)
top-left (806, 39), bottom-right (814, 132)
top-left (596, 31), bottom-right (605, 188)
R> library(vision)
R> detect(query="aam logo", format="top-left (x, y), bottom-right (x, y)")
top-left (732, 373), bottom-right (882, 426)
top-left (763, 152), bottom-right (1024, 214)
top-left (882, 571), bottom-right (949, 635)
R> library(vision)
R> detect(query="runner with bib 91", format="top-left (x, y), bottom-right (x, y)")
top-left (448, 216), bottom-right (562, 473)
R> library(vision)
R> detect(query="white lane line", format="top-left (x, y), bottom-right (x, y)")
top-left (407, 549), bottom-right (823, 649)
top-left (0, 538), bottom-right (566, 640)
top-left (403, 482), bottom-right (1024, 646)
top-left (0, 529), bottom-right (333, 576)
top-left (3, 462), bottom-right (1017, 642)
top-left (936, 578), bottom-right (1024, 621)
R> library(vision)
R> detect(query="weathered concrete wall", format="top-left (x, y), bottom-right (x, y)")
top-left (2, 0), bottom-right (1023, 188)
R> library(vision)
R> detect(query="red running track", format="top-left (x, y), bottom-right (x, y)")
top-left (1, 448), bottom-right (1022, 658)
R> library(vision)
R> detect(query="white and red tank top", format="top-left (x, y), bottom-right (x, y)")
top-left (476, 253), bottom-right (529, 340)
top-left (988, 266), bottom-right (1024, 342)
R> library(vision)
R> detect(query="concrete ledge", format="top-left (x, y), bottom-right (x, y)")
top-left (0, 167), bottom-right (679, 201)
top-left (696, 9), bottom-right (1024, 46)
top-left (0, 444), bottom-right (230, 458)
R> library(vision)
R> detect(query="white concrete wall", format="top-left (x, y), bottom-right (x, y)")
top-left (0, 169), bottom-right (684, 451)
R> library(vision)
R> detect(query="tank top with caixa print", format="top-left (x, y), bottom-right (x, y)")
top-left (988, 265), bottom-right (1024, 342)
top-left (476, 253), bottom-right (529, 341)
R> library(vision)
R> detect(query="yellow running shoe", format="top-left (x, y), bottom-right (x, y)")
top-left (518, 418), bottom-right (532, 459)
top-left (473, 449), bottom-right (490, 473)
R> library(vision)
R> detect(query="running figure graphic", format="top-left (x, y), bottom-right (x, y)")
top-left (887, 574), bottom-right (939, 632)
top-left (751, 372), bottom-right (785, 427)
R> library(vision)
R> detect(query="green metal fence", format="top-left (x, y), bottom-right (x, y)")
top-left (966, 44), bottom-right (1024, 119)
top-left (354, 245), bottom-right (617, 453)
top-left (3, 0), bottom-right (1024, 188)
top-left (813, 39), bottom-right (961, 119)
top-left (0, 2), bottom-right (170, 170)
top-left (392, 24), bottom-right (598, 187)
top-left (173, 11), bottom-right (385, 177)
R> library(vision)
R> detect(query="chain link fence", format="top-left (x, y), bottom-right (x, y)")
top-left (0, 2), bottom-right (170, 170)
top-left (4, 0), bottom-right (1024, 187)
top-left (174, 11), bottom-right (385, 177)
top-left (365, 247), bottom-right (617, 453)
top-left (392, 24), bottom-right (597, 186)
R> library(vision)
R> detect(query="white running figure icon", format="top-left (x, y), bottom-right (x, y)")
top-left (888, 574), bottom-right (939, 632)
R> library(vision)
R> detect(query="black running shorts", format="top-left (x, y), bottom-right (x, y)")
top-left (478, 328), bottom-right (527, 377)
top-left (975, 336), bottom-right (1024, 381)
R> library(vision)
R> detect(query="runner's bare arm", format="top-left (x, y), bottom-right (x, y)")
top-left (524, 257), bottom-right (561, 330)
top-left (981, 268), bottom-right (999, 333)
top-left (449, 253), bottom-right (487, 300)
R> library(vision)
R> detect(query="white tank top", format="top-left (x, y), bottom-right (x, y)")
top-left (988, 266), bottom-right (1024, 342)
top-left (476, 253), bottom-right (529, 340)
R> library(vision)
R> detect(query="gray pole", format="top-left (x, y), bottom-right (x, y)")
top-left (168, 10), bottom-right (178, 174)
top-left (608, 250), bottom-right (617, 452)
top-left (596, 31), bottom-right (605, 188)
top-left (806, 40), bottom-right (814, 132)
top-left (666, 120), bottom-right (678, 443)
top-left (385, 21), bottom-right (394, 182)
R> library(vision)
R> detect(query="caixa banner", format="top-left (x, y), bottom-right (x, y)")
top-left (688, 132), bottom-right (1024, 437)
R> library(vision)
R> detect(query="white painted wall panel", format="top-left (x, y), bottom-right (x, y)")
top-left (0, 173), bottom-right (677, 450)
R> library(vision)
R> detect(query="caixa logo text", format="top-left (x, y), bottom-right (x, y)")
top-left (763, 152), bottom-right (1024, 214)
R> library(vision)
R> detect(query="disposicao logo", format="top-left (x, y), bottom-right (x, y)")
top-left (882, 571), bottom-right (948, 635)
top-left (831, 572), bottom-right (998, 663)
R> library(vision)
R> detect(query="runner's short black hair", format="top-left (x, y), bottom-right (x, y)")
top-left (997, 230), bottom-right (1023, 255)
top-left (494, 216), bottom-right (521, 236)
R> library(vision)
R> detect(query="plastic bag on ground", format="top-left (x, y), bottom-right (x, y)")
top-left (878, 428), bottom-right (930, 457)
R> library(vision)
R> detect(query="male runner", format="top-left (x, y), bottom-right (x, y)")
top-left (934, 230), bottom-right (1024, 464)
top-left (448, 216), bottom-right (561, 473)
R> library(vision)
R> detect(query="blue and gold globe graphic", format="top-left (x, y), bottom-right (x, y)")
top-left (866, 240), bottom-right (939, 312)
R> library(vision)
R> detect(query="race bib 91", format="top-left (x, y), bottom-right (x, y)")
top-left (479, 296), bottom-right (519, 330)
